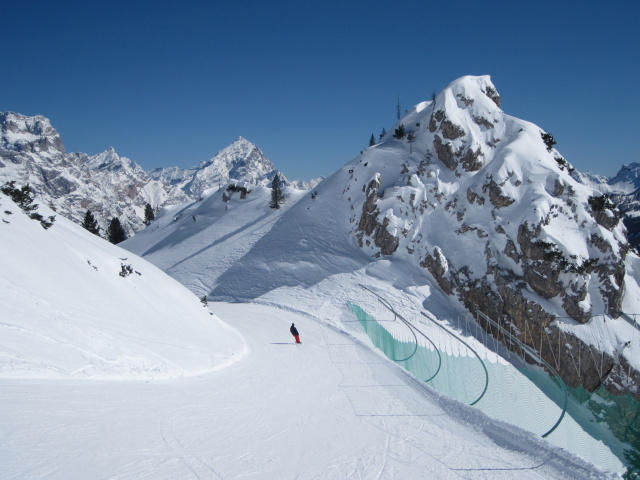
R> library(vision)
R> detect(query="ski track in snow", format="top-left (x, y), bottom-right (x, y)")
top-left (0, 302), bottom-right (615, 479)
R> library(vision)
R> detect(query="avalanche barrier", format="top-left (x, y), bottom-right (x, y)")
top-left (347, 286), bottom-right (640, 476)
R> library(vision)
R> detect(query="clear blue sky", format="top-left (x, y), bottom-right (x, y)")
top-left (3, 0), bottom-right (638, 181)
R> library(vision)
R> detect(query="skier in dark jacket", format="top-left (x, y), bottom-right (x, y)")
top-left (290, 323), bottom-right (301, 344)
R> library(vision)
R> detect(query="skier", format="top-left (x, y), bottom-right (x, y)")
top-left (290, 323), bottom-right (301, 344)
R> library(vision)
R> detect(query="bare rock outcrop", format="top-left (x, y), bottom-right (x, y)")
top-left (356, 177), bottom-right (399, 256)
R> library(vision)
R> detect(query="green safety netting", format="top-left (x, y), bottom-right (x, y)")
top-left (346, 290), bottom-right (640, 477)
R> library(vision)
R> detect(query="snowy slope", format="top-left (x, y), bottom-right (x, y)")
top-left (0, 191), bottom-right (246, 379)
top-left (3, 75), bottom-right (637, 478)
top-left (0, 302), bottom-right (616, 479)
top-left (123, 183), bottom-right (313, 298)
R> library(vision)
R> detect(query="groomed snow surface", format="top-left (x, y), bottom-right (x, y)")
top-left (1, 303), bottom-right (614, 479)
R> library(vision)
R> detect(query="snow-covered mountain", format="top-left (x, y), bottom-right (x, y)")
top-left (149, 136), bottom-right (323, 197)
top-left (0, 112), bottom-right (180, 235)
top-left (125, 76), bottom-right (640, 405)
top-left (0, 113), bottom-right (315, 237)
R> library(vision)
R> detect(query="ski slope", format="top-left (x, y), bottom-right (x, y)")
top-left (0, 303), bottom-right (612, 479)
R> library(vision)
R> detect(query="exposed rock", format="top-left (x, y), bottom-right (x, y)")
top-left (433, 136), bottom-right (457, 170)
top-left (420, 248), bottom-right (455, 295)
top-left (552, 179), bottom-right (565, 197)
top-left (460, 146), bottom-right (484, 172)
top-left (428, 110), bottom-right (445, 133)
top-left (441, 119), bottom-right (465, 140)
top-left (504, 239), bottom-right (520, 262)
top-left (356, 177), bottom-right (399, 256)
top-left (466, 188), bottom-right (479, 204)
top-left (589, 233), bottom-right (612, 253)
top-left (482, 85), bottom-right (501, 107)
top-left (456, 94), bottom-right (474, 107)
top-left (591, 208), bottom-right (620, 230)
top-left (473, 116), bottom-right (494, 129)
top-left (484, 179), bottom-right (514, 208)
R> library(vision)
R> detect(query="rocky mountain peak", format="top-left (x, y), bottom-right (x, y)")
top-left (348, 75), bottom-right (634, 400)
top-left (0, 111), bottom-right (65, 157)
top-left (425, 75), bottom-right (506, 174)
top-left (86, 147), bottom-right (142, 175)
top-left (1, 112), bottom-right (299, 236)
top-left (609, 162), bottom-right (640, 190)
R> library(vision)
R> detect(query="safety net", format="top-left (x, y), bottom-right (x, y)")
top-left (346, 287), bottom-right (640, 477)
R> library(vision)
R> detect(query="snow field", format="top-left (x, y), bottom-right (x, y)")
top-left (0, 303), bottom-right (615, 479)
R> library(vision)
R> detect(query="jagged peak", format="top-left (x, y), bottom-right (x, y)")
top-left (439, 75), bottom-right (501, 108)
top-left (87, 147), bottom-right (140, 173)
top-left (0, 111), bottom-right (65, 155)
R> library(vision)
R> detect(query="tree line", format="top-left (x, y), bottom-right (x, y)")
top-left (82, 203), bottom-right (155, 244)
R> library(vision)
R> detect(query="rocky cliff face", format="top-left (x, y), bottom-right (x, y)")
top-left (0, 112), bottom-right (176, 236)
top-left (0, 114), bottom-right (295, 236)
top-left (346, 76), bottom-right (637, 400)
top-left (577, 163), bottom-right (640, 253)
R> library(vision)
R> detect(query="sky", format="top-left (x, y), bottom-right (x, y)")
top-left (2, 0), bottom-right (639, 181)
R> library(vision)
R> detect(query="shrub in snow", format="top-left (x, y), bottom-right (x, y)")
top-left (554, 155), bottom-right (574, 173)
top-left (1, 181), bottom-right (55, 229)
top-left (226, 183), bottom-right (251, 199)
top-left (119, 264), bottom-right (134, 277)
top-left (588, 194), bottom-right (614, 212)
top-left (541, 131), bottom-right (557, 152)
top-left (407, 130), bottom-right (416, 153)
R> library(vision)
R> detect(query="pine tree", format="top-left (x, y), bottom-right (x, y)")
top-left (393, 124), bottom-right (406, 139)
top-left (369, 134), bottom-right (375, 147)
top-left (379, 128), bottom-right (387, 141)
top-left (144, 203), bottom-right (155, 226)
top-left (407, 130), bottom-right (416, 153)
top-left (81, 210), bottom-right (100, 235)
top-left (107, 217), bottom-right (127, 244)
top-left (269, 172), bottom-right (285, 210)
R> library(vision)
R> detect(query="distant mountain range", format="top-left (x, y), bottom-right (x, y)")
top-left (0, 111), bottom-right (321, 236)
